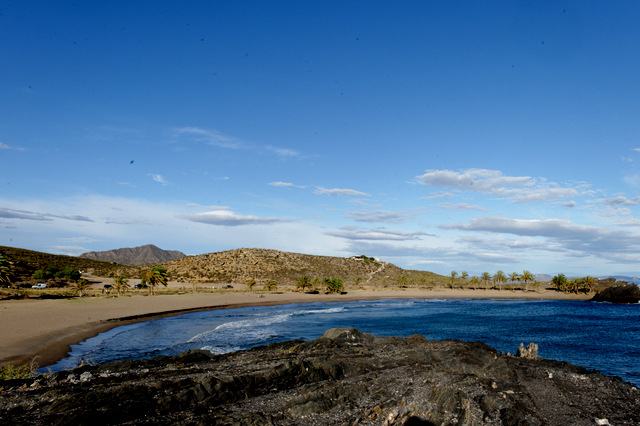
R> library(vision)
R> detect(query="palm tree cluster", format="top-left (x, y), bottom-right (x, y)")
top-left (552, 274), bottom-right (596, 294)
top-left (449, 270), bottom-right (538, 291)
top-left (323, 277), bottom-right (344, 293)
top-left (141, 266), bottom-right (168, 295)
top-left (113, 275), bottom-right (130, 296)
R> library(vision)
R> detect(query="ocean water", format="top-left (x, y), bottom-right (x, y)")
top-left (45, 299), bottom-right (640, 386)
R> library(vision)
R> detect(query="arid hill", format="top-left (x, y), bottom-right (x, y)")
top-left (79, 244), bottom-right (186, 266)
top-left (1, 246), bottom-right (445, 289)
top-left (0, 246), bottom-right (127, 281)
top-left (141, 248), bottom-right (445, 288)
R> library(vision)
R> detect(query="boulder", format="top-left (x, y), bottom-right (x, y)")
top-left (591, 284), bottom-right (640, 304)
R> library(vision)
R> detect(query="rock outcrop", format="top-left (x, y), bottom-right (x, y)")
top-left (1, 328), bottom-right (638, 425)
top-left (591, 283), bottom-right (640, 304)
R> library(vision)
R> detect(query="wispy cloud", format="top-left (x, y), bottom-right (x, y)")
top-left (0, 207), bottom-right (93, 222)
top-left (0, 207), bottom-right (52, 221)
top-left (345, 210), bottom-right (407, 223)
top-left (441, 216), bottom-right (640, 261)
top-left (174, 126), bottom-right (243, 149)
top-left (149, 174), bottom-right (169, 186)
top-left (0, 142), bottom-right (26, 151)
top-left (438, 202), bottom-right (488, 211)
top-left (594, 196), bottom-right (640, 206)
top-left (314, 186), bottom-right (371, 197)
top-left (182, 209), bottom-right (286, 226)
top-left (423, 192), bottom-right (454, 200)
top-left (416, 169), bottom-right (579, 203)
top-left (266, 146), bottom-right (302, 159)
top-left (326, 226), bottom-right (426, 241)
top-left (269, 181), bottom-right (306, 189)
top-left (623, 173), bottom-right (640, 187)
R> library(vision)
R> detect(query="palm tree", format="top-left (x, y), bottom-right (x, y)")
top-left (264, 280), bottom-right (277, 291)
top-left (481, 272), bottom-right (491, 290)
top-left (113, 275), bottom-right (129, 297)
top-left (324, 277), bottom-right (344, 294)
top-left (397, 274), bottom-right (408, 287)
top-left (521, 270), bottom-right (534, 292)
top-left (470, 276), bottom-right (480, 290)
top-left (449, 271), bottom-right (458, 289)
top-left (247, 278), bottom-right (257, 291)
top-left (0, 253), bottom-right (15, 285)
top-left (141, 266), bottom-right (168, 295)
top-left (461, 271), bottom-right (469, 281)
top-left (296, 275), bottom-right (311, 291)
top-left (583, 276), bottom-right (597, 293)
top-left (493, 270), bottom-right (507, 290)
top-left (509, 272), bottom-right (521, 288)
top-left (73, 279), bottom-right (90, 297)
top-left (551, 274), bottom-right (567, 292)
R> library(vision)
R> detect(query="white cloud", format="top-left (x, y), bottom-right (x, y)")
top-left (595, 196), bottom-right (640, 206)
top-left (174, 126), bottom-right (243, 149)
top-left (269, 181), bottom-right (306, 189)
top-left (623, 173), bottom-right (640, 187)
top-left (0, 207), bottom-right (52, 221)
top-left (441, 216), bottom-right (640, 262)
top-left (438, 202), bottom-right (487, 211)
top-left (314, 186), bottom-right (371, 197)
top-left (149, 174), bottom-right (169, 186)
top-left (423, 192), bottom-right (455, 200)
top-left (345, 210), bottom-right (407, 223)
top-left (0, 142), bottom-right (26, 151)
top-left (0, 207), bottom-right (92, 222)
top-left (266, 146), bottom-right (301, 159)
top-left (182, 209), bottom-right (286, 226)
top-left (326, 227), bottom-right (426, 241)
top-left (416, 169), bottom-right (578, 203)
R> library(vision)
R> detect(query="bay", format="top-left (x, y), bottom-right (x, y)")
top-left (47, 299), bottom-right (640, 386)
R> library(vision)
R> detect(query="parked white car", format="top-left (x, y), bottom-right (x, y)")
top-left (32, 283), bottom-right (47, 289)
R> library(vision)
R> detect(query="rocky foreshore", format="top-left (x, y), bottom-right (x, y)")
top-left (1, 328), bottom-right (638, 425)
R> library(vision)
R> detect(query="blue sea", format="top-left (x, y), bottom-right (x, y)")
top-left (46, 299), bottom-right (640, 386)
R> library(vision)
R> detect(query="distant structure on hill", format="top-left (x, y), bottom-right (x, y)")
top-left (79, 244), bottom-right (186, 266)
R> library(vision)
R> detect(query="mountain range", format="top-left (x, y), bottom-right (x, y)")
top-left (79, 244), bottom-right (186, 266)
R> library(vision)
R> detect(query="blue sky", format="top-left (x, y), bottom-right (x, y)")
top-left (2, 1), bottom-right (640, 277)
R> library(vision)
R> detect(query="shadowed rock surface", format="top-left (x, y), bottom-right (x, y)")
top-left (1, 328), bottom-right (638, 425)
top-left (591, 283), bottom-right (640, 304)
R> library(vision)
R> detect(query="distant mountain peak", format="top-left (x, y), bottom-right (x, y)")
top-left (79, 244), bottom-right (186, 266)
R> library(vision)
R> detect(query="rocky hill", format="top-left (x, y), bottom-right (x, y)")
top-left (145, 248), bottom-right (445, 288)
top-left (79, 244), bottom-right (186, 266)
top-left (1, 245), bottom-right (445, 288)
top-left (1, 328), bottom-right (638, 425)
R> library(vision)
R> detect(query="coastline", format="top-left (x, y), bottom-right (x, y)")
top-left (0, 288), bottom-right (590, 369)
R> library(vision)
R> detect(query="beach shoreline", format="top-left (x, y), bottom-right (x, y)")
top-left (0, 286), bottom-right (590, 370)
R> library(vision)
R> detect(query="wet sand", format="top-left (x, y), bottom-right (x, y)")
top-left (0, 286), bottom-right (590, 369)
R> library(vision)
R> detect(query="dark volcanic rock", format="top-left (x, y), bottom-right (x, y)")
top-left (1, 328), bottom-right (638, 425)
top-left (591, 283), bottom-right (640, 304)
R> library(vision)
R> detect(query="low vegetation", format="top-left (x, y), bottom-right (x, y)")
top-left (0, 360), bottom-right (36, 381)
top-left (0, 246), bottom-right (632, 299)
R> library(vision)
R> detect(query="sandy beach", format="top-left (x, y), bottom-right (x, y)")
top-left (0, 285), bottom-right (590, 369)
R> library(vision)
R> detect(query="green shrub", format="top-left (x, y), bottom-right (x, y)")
top-left (0, 363), bottom-right (33, 380)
